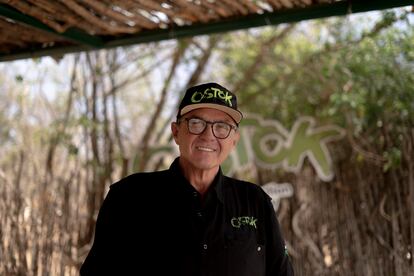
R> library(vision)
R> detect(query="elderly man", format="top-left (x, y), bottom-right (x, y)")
top-left (80, 82), bottom-right (294, 276)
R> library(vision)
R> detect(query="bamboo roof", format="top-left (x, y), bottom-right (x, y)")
top-left (0, 0), bottom-right (412, 62)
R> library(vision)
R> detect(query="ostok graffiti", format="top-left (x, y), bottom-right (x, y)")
top-left (222, 114), bottom-right (345, 182)
top-left (134, 114), bottom-right (345, 182)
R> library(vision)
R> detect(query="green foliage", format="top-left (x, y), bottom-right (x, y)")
top-left (218, 13), bottom-right (413, 170)
top-left (329, 28), bottom-right (414, 140)
top-left (383, 147), bottom-right (402, 172)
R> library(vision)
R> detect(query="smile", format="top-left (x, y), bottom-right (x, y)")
top-left (196, 146), bottom-right (215, 152)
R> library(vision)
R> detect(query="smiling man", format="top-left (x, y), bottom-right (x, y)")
top-left (80, 82), bottom-right (294, 276)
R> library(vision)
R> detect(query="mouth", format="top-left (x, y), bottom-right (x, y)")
top-left (196, 146), bottom-right (215, 152)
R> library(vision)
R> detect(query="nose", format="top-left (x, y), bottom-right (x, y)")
top-left (199, 123), bottom-right (216, 140)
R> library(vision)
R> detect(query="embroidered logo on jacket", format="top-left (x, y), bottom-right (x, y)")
top-left (230, 216), bottom-right (257, 229)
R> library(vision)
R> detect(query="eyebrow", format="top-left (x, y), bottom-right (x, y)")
top-left (189, 116), bottom-right (234, 125)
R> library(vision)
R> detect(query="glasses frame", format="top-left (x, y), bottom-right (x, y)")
top-left (180, 117), bottom-right (238, 139)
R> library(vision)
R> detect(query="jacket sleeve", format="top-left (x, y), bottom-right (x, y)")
top-left (264, 194), bottom-right (294, 276)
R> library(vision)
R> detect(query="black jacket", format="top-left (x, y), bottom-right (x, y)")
top-left (80, 158), bottom-right (293, 275)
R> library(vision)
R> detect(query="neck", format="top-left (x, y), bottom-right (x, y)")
top-left (179, 160), bottom-right (218, 195)
top-left (188, 171), bottom-right (216, 195)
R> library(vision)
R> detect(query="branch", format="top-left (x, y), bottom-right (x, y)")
top-left (232, 24), bottom-right (296, 94)
top-left (137, 40), bottom-right (189, 171)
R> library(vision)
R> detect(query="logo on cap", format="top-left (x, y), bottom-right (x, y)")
top-left (178, 82), bottom-right (243, 124)
top-left (190, 87), bottom-right (233, 107)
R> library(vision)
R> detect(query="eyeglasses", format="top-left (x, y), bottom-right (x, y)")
top-left (180, 117), bottom-right (237, 139)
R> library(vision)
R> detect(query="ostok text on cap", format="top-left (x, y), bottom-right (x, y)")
top-left (190, 87), bottom-right (233, 107)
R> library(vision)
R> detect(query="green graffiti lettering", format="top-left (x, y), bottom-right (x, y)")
top-left (283, 118), bottom-right (344, 181)
top-left (222, 115), bottom-right (344, 182)
top-left (223, 91), bottom-right (233, 106)
top-left (248, 117), bottom-right (344, 181)
top-left (191, 91), bottom-right (203, 103)
top-left (212, 87), bottom-right (232, 106)
top-left (205, 88), bottom-right (214, 99)
top-left (251, 124), bottom-right (286, 165)
top-left (190, 88), bottom-right (233, 107)
top-left (213, 87), bottom-right (224, 99)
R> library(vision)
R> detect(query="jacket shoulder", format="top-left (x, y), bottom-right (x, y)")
top-left (223, 176), bottom-right (271, 201)
top-left (109, 170), bottom-right (169, 192)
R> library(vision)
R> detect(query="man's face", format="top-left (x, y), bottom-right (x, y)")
top-left (171, 108), bottom-right (239, 172)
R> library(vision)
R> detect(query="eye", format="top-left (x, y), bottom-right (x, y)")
top-left (189, 118), bottom-right (204, 127)
top-left (187, 118), bottom-right (206, 133)
top-left (215, 122), bottom-right (231, 131)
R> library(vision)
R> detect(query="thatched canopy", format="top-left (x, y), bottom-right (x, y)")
top-left (0, 0), bottom-right (412, 62)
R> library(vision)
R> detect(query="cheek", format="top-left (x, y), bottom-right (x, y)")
top-left (222, 139), bottom-right (237, 155)
top-left (173, 134), bottom-right (179, 145)
top-left (174, 125), bottom-right (189, 145)
top-left (221, 141), bottom-right (233, 153)
top-left (177, 133), bottom-right (194, 149)
top-left (175, 134), bottom-right (184, 147)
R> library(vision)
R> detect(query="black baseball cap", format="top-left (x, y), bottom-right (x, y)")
top-left (177, 82), bottom-right (243, 124)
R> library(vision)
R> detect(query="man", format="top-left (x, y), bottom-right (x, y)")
top-left (80, 82), bottom-right (294, 275)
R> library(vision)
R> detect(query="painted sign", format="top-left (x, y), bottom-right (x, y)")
top-left (262, 182), bottom-right (294, 211)
top-left (223, 114), bottom-right (345, 181)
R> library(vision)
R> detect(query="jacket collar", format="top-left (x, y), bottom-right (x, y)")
top-left (169, 157), bottom-right (224, 204)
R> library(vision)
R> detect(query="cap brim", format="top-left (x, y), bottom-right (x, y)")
top-left (180, 103), bottom-right (243, 124)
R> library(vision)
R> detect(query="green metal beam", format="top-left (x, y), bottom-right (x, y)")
top-left (0, 0), bottom-right (412, 62)
top-left (105, 0), bottom-right (413, 48)
top-left (0, 4), bottom-right (103, 48)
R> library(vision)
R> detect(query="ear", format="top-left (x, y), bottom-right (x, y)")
top-left (171, 122), bottom-right (179, 145)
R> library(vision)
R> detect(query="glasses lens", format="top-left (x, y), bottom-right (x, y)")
top-left (187, 118), bottom-right (206, 134)
top-left (185, 118), bottom-right (234, 139)
top-left (213, 122), bottom-right (231, 139)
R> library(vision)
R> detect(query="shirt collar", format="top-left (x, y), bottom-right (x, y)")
top-left (169, 157), bottom-right (224, 204)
